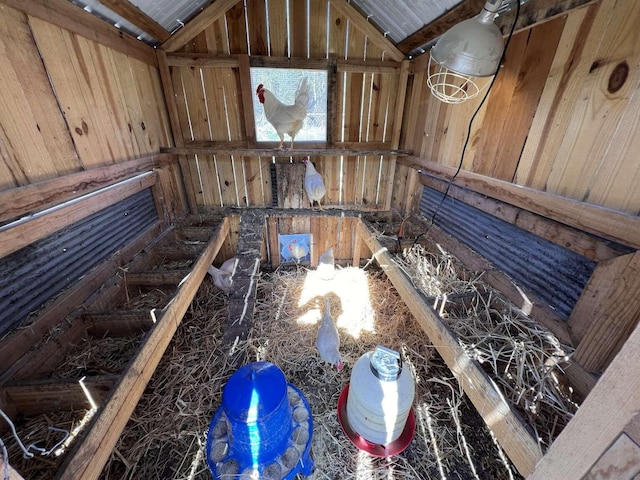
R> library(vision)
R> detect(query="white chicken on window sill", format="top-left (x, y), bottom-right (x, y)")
top-left (256, 77), bottom-right (311, 150)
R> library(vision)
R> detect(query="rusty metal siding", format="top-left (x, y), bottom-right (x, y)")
top-left (0, 189), bottom-right (157, 337)
top-left (419, 186), bottom-right (596, 319)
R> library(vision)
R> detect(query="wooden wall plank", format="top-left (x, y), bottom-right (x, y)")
top-left (328, 0), bottom-right (404, 61)
top-left (0, 0), bottom-right (156, 66)
top-left (327, 3), bottom-right (347, 60)
top-left (0, 6), bottom-right (79, 190)
top-left (267, 0), bottom-right (288, 57)
top-left (514, 4), bottom-right (599, 189)
top-left (247, 0), bottom-right (268, 56)
top-left (289, 0), bottom-right (307, 58)
top-left (309, 0), bottom-right (327, 59)
top-left (0, 153), bottom-right (172, 224)
top-left (571, 251), bottom-right (640, 372)
top-left (204, 18), bottom-right (231, 55)
top-left (546, 0), bottom-right (640, 201)
top-left (226, 1), bottom-right (248, 55)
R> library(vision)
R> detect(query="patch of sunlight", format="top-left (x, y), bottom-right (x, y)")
top-left (355, 449), bottom-right (373, 479)
top-left (55, 377), bottom-right (97, 456)
top-left (296, 307), bottom-right (321, 325)
top-left (297, 266), bottom-right (376, 339)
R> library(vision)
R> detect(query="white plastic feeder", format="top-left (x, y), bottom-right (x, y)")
top-left (338, 346), bottom-right (416, 457)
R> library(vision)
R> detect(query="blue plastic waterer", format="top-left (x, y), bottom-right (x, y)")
top-left (206, 362), bottom-right (314, 479)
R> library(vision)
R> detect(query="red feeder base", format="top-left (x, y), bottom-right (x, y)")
top-left (336, 383), bottom-right (416, 458)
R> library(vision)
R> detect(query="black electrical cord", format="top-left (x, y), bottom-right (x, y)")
top-left (413, 0), bottom-right (521, 246)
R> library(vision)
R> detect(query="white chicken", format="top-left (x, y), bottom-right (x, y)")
top-left (288, 239), bottom-right (309, 262)
top-left (207, 258), bottom-right (236, 294)
top-left (303, 157), bottom-right (326, 210)
top-left (256, 77), bottom-right (311, 149)
top-left (317, 247), bottom-right (335, 280)
top-left (315, 297), bottom-right (343, 371)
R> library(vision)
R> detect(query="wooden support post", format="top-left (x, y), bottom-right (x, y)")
top-left (238, 54), bottom-right (256, 147)
top-left (57, 218), bottom-right (230, 480)
top-left (357, 220), bottom-right (543, 477)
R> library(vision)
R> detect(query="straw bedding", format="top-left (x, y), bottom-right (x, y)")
top-left (4, 239), bottom-right (578, 479)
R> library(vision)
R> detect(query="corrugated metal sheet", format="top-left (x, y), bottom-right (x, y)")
top-left (419, 186), bottom-right (596, 319)
top-left (350, 0), bottom-right (460, 44)
top-left (67, 0), bottom-right (212, 44)
top-left (0, 189), bottom-right (157, 337)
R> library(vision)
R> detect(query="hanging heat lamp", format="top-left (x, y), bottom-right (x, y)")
top-left (427, 0), bottom-right (505, 104)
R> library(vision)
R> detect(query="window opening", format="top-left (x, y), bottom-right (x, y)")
top-left (251, 67), bottom-right (328, 143)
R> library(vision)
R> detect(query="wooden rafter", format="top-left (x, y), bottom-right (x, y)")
top-left (97, 0), bottom-right (170, 42)
top-left (161, 0), bottom-right (241, 52)
top-left (329, 0), bottom-right (405, 61)
top-left (397, 0), bottom-right (485, 55)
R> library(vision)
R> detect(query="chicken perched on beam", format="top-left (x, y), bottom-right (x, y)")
top-left (256, 77), bottom-right (310, 149)
top-left (303, 157), bottom-right (326, 210)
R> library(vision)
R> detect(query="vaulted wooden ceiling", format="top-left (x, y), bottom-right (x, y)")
top-left (66, 0), bottom-right (596, 57)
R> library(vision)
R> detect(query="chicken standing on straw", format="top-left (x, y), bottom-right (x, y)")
top-left (207, 258), bottom-right (236, 294)
top-left (315, 297), bottom-right (343, 371)
top-left (256, 77), bottom-right (311, 150)
top-left (303, 157), bottom-right (326, 210)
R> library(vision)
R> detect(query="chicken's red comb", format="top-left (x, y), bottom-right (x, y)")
top-left (256, 84), bottom-right (264, 94)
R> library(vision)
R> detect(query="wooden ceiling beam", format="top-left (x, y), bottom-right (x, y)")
top-left (397, 0), bottom-right (485, 55)
top-left (398, 0), bottom-right (596, 56)
top-left (328, 0), bottom-right (405, 61)
top-left (97, 0), bottom-right (170, 42)
top-left (161, 0), bottom-right (241, 52)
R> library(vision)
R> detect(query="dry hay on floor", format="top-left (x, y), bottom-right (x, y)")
top-left (4, 409), bottom-right (92, 480)
top-left (98, 266), bottom-right (518, 480)
top-left (54, 333), bottom-right (146, 378)
top-left (397, 244), bottom-right (580, 451)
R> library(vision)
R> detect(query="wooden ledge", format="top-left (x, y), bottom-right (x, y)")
top-left (161, 146), bottom-right (412, 157)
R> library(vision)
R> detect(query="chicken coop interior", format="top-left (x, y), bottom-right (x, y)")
top-left (1, 0), bottom-right (640, 478)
